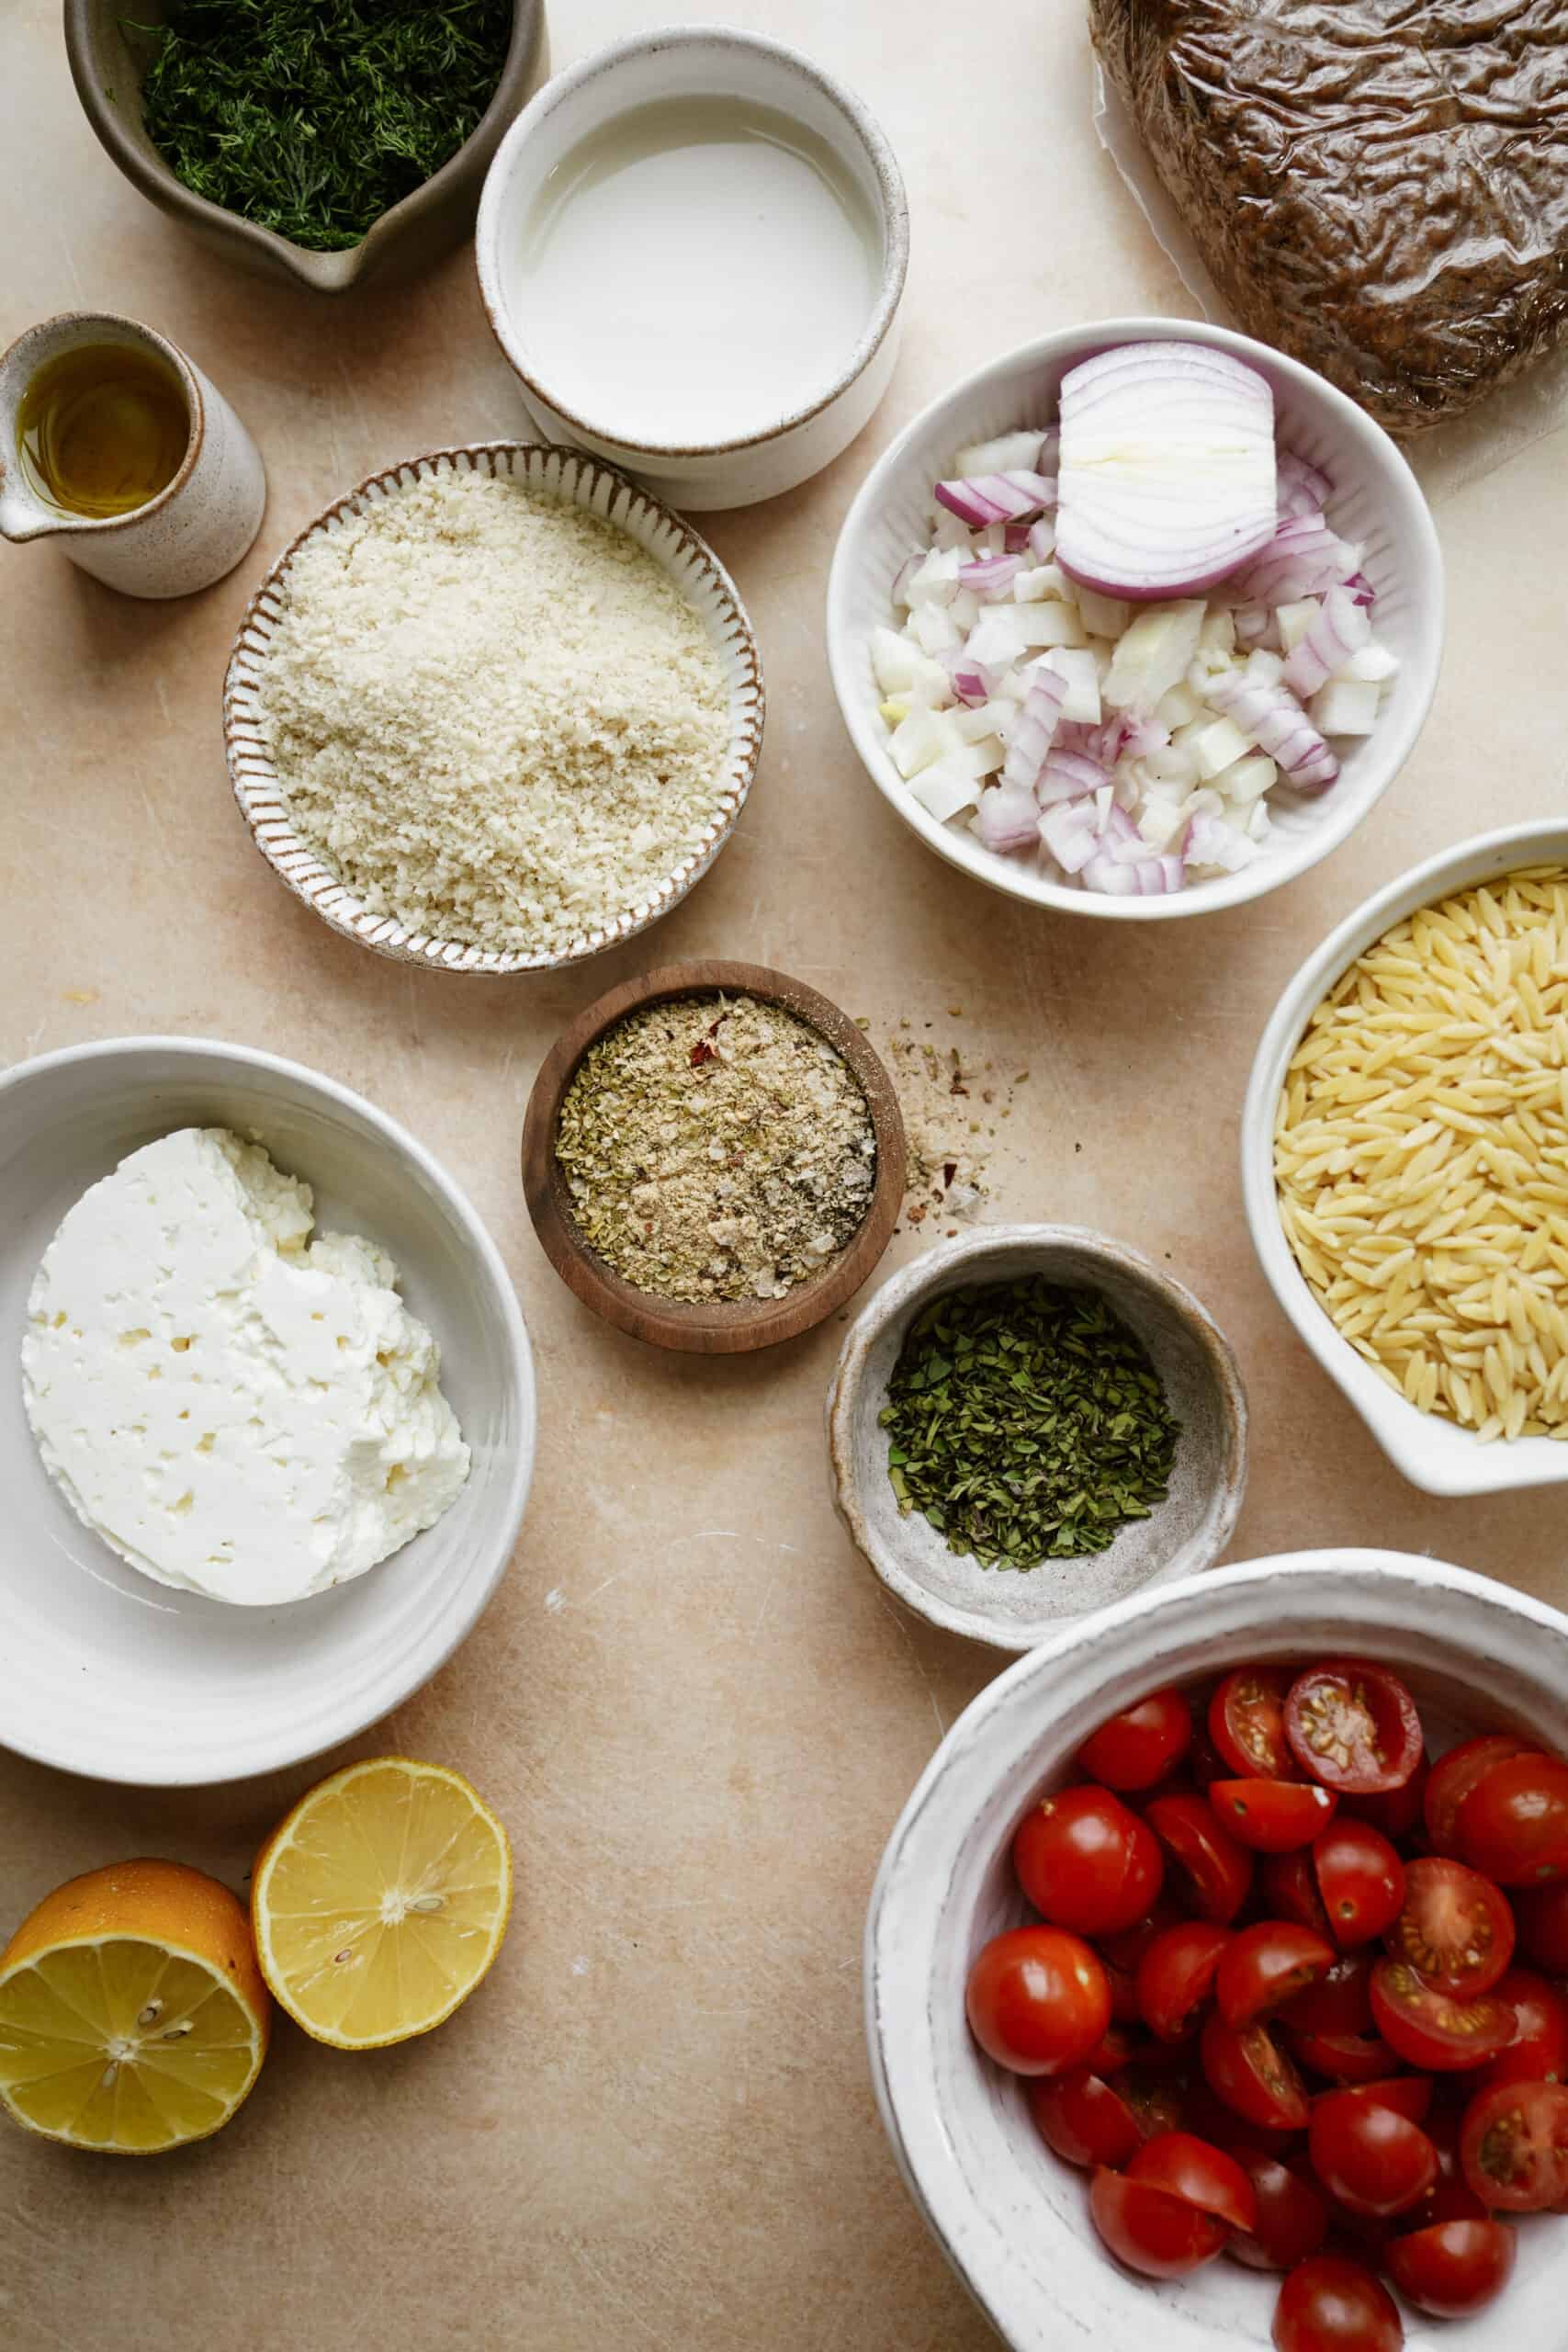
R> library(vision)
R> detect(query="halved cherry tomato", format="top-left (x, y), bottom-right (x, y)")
top-left (1370, 1960), bottom-right (1514, 2073)
top-left (1291, 2030), bottom-right (1399, 2086)
top-left (1227, 2153), bottom-right (1329, 2272)
top-left (1515, 1881), bottom-right (1568, 1973)
top-left (1186, 1723), bottom-right (1228, 1791)
top-left (1263, 1849), bottom-right (1333, 1940)
top-left (1476, 1966), bottom-right (1568, 2098)
top-left (1284, 1661), bottom-right (1422, 1797)
top-left (1312, 1819), bottom-right (1404, 1950)
top-left (1029, 2066), bottom-right (1146, 2168)
top-left (1283, 1952), bottom-right (1373, 2039)
top-left (1135, 1921), bottom-right (1231, 2042)
top-left (1102, 1957), bottom-right (1143, 2024)
top-left (1080, 2021), bottom-right (1141, 2076)
top-left (1183, 2077), bottom-right (1302, 2156)
top-left (1211, 1668), bottom-right (1299, 1781)
top-left (1117, 2061), bottom-right (1189, 2145)
top-left (1343, 1754), bottom-right (1428, 1844)
top-left (1127, 2131), bottom-right (1258, 2232)
top-left (964, 1926), bottom-right (1111, 2075)
top-left (1145, 1792), bottom-right (1254, 1924)
top-left (1099, 1898), bottom-right (1183, 1975)
top-left (1089, 2167), bottom-right (1228, 2278)
top-left (1407, 2101), bottom-right (1488, 2225)
top-left (1077, 1689), bottom-right (1191, 1792)
top-left (1013, 1785), bottom-right (1163, 1937)
top-left (1460, 2077), bottom-right (1568, 2211)
top-left (1457, 1751), bottom-right (1568, 1888)
top-left (1213, 1780), bottom-right (1337, 1854)
top-left (1201, 2012), bottom-right (1310, 2132)
top-left (1309, 2088), bottom-right (1437, 2217)
top-left (1218, 1922), bottom-right (1337, 2030)
top-left (1385, 1856), bottom-right (1515, 1996)
top-left (1271, 2254), bottom-right (1403, 2352)
top-left (1425, 1736), bottom-right (1530, 1856)
top-left (1325, 2075), bottom-right (1433, 2124)
top-left (1387, 2218), bottom-right (1515, 2318)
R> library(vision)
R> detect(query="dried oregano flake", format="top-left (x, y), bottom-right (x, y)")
top-left (879, 1275), bottom-right (1180, 1569)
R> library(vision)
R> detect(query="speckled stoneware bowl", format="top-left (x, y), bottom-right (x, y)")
top-left (223, 443), bottom-right (764, 975)
top-left (64, 0), bottom-right (547, 293)
top-left (826, 1225), bottom-right (1247, 1649)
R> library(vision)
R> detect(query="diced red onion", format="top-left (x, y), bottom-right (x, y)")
top-left (1081, 851), bottom-right (1140, 895)
top-left (1277, 449), bottom-right (1331, 519)
top-left (1037, 750), bottom-right (1109, 805)
top-left (973, 782), bottom-right (1043, 853)
top-left (1056, 341), bottom-right (1277, 600)
top-left (1343, 571), bottom-right (1376, 610)
top-left (958, 551), bottom-right (1026, 597)
top-left (1039, 799), bottom-right (1100, 873)
top-left (935, 470), bottom-right (1056, 527)
top-left (1028, 519), bottom-right (1055, 562)
top-left (1209, 673), bottom-right (1339, 792)
top-left (1231, 602), bottom-right (1272, 650)
top-left (1282, 584), bottom-right (1371, 698)
top-left (948, 661), bottom-right (994, 708)
top-left (1184, 811), bottom-right (1260, 872)
top-left (1003, 522), bottom-right (1032, 555)
top-left (891, 555), bottom-right (919, 605)
top-left (999, 665), bottom-right (1066, 794)
top-left (1239, 514), bottom-right (1360, 605)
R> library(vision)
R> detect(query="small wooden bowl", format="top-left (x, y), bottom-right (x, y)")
top-left (522, 962), bottom-right (906, 1354)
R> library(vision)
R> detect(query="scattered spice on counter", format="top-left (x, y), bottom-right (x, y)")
top-left (879, 1276), bottom-right (1179, 1567)
top-left (134, 0), bottom-right (513, 252)
top-left (555, 995), bottom-right (876, 1303)
top-left (252, 469), bottom-right (730, 959)
top-left (885, 1021), bottom-right (1009, 1228)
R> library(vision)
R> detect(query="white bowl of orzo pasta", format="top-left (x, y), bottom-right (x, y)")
top-left (1244, 820), bottom-right (1568, 1497)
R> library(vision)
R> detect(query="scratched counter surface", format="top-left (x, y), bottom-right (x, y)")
top-left (5, 3), bottom-right (1568, 2346)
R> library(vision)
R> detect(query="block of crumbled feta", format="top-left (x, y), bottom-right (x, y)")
top-left (21, 1127), bottom-right (469, 1606)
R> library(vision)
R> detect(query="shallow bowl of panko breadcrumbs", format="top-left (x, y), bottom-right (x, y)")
top-left (1244, 820), bottom-right (1568, 1498)
top-left (222, 444), bottom-right (764, 974)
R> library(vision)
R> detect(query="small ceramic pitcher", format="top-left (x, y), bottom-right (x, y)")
top-left (0, 311), bottom-right (266, 598)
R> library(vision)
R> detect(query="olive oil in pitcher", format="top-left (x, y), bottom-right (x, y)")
top-left (17, 344), bottom-right (189, 519)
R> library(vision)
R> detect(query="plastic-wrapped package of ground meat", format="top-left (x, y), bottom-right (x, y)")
top-left (1089, 0), bottom-right (1568, 484)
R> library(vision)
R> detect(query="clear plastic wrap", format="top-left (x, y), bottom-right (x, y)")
top-left (1090, 0), bottom-right (1568, 500)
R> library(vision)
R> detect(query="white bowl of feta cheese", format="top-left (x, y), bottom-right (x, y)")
top-left (0, 1036), bottom-right (535, 1785)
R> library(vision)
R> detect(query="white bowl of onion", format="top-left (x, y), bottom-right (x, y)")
top-left (827, 320), bottom-right (1444, 917)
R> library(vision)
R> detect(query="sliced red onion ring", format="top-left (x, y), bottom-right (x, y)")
top-left (934, 470), bottom-right (1056, 528)
top-left (1055, 341), bottom-right (1277, 600)
top-left (1282, 584), bottom-right (1371, 698)
top-left (999, 665), bottom-right (1066, 794)
top-left (1209, 673), bottom-right (1339, 792)
top-left (973, 782), bottom-right (1043, 853)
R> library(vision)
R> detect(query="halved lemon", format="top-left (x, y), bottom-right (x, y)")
top-left (0, 1859), bottom-right (270, 2154)
top-left (252, 1757), bottom-right (512, 2050)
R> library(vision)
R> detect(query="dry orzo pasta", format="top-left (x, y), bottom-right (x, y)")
top-left (1274, 866), bottom-right (1568, 1442)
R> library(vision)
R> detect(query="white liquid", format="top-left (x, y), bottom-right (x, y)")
top-left (516, 97), bottom-right (883, 447)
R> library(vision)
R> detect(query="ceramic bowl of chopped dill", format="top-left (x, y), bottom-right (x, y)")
top-left (826, 1225), bottom-right (1248, 1650)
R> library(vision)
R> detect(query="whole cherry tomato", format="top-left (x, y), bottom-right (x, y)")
top-left (1283, 1952), bottom-right (1374, 2040)
top-left (1271, 2254), bottom-right (1403, 2352)
top-left (1515, 1881), bottom-right (1568, 1973)
top-left (1212, 1780), bottom-right (1337, 1854)
top-left (1284, 1662), bottom-right (1422, 1797)
top-left (1424, 1736), bottom-right (1531, 1856)
top-left (1201, 2012), bottom-right (1311, 2132)
top-left (1385, 1857), bottom-right (1515, 1996)
top-left (1135, 1920), bottom-right (1231, 2042)
top-left (1369, 1960), bottom-right (1514, 2073)
top-left (1126, 2131), bottom-right (1258, 2232)
top-left (1211, 1668), bottom-right (1300, 1781)
top-left (1145, 1792), bottom-right (1254, 1924)
top-left (1077, 1689), bottom-right (1191, 1792)
top-left (1227, 2152), bottom-right (1329, 2273)
top-left (1457, 1752), bottom-right (1568, 1888)
top-left (1264, 1849), bottom-right (1333, 1940)
top-left (1013, 1785), bottom-right (1164, 1938)
top-left (1089, 2168), bottom-right (1228, 2278)
top-left (964, 1926), bottom-right (1111, 2075)
top-left (1473, 1966), bottom-right (1568, 2093)
top-left (1387, 2218), bottom-right (1515, 2319)
top-left (1308, 2088), bottom-right (1438, 2218)
top-left (1460, 2077), bottom-right (1568, 2211)
top-left (1217, 1922), bottom-right (1337, 2030)
top-left (1291, 2030), bottom-right (1399, 2086)
top-left (1311, 1818), bottom-right (1404, 1950)
top-left (1029, 2066), bottom-right (1146, 2168)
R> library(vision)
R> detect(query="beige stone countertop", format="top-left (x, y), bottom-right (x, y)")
top-left (5, 1), bottom-right (1568, 2346)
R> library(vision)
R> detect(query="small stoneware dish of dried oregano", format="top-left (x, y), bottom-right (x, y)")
top-left (522, 960), bottom-right (906, 1355)
top-left (826, 1225), bottom-right (1247, 1650)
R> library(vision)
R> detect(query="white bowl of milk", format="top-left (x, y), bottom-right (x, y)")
top-left (476, 27), bottom-right (908, 510)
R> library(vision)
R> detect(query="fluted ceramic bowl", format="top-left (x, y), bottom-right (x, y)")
top-left (867, 1549), bottom-right (1568, 2352)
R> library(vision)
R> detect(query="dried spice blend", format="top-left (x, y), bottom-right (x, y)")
top-left (555, 995), bottom-right (876, 1303)
top-left (880, 1276), bottom-right (1179, 1567)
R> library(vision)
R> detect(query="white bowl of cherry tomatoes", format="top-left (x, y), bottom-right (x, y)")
top-left (866, 1549), bottom-right (1568, 2352)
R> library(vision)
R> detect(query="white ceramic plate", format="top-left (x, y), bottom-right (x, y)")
top-left (867, 1550), bottom-right (1568, 2352)
top-left (224, 443), bottom-right (765, 973)
top-left (0, 1038), bottom-right (536, 1785)
top-left (1243, 820), bottom-right (1568, 1497)
top-left (828, 319), bottom-right (1444, 920)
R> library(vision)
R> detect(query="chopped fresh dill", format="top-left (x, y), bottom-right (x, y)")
top-left (130, 1), bottom-right (513, 252)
